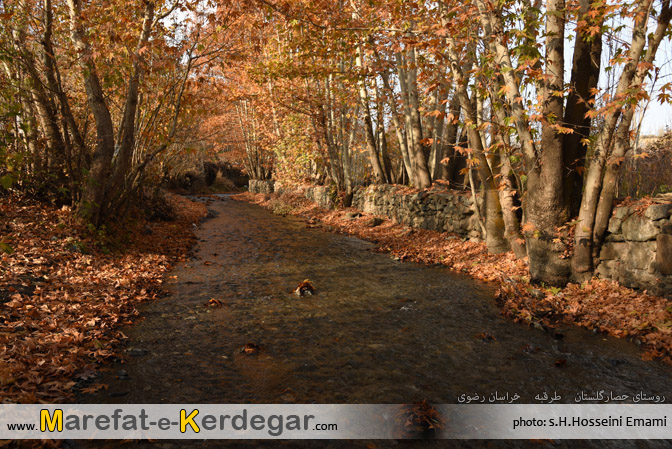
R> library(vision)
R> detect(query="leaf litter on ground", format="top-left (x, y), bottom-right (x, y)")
top-left (0, 193), bottom-right (206, 403)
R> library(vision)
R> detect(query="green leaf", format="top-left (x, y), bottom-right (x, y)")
top-left (0, 174), bottom-right (14, 189)
top-left (0, 242), bottom-right (13, 254)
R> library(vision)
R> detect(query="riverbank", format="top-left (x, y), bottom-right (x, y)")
top-left (0, 193), bottom-right (206, 403)
top-left (234, 191), bottom-right (672, 364)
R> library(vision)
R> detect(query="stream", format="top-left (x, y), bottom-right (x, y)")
top-left (77, 195), bottom-right (672, 448)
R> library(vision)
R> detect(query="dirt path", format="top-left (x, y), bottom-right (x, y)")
top-left (77, 195), bottom-right (672, 448)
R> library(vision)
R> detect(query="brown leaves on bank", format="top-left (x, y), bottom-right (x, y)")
top-left (236, 191), bottom-right (672, 364)
top-left (0, 193), bottom-right (206, 403)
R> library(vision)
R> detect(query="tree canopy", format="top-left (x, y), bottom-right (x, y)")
top-left (2, 0), bottom-right (671, 285)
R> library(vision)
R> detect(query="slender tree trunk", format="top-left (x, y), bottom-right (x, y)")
top-left (571, 0), bottom-right (656, 281)
top-left (405, 47), bottom-right (432, 189)
top-left (108, 1), bottom-right (155, 196)
top-left (562, 0), bottom-right (603, 218)
top-left (441, 95), bottom-right (461, 182)
top-left (396, 52), bottom-right (419, 187)
top-left (429, 85), bottom-right (448, 180)
top-left (380, 67), bottom-right (414, 183)
top-left (355, 45), bottom-right (386, 183)
top-left (591, 0), bottom-right (671, 255)
top-left (446, 41), bottom-right (509, 253)
top-left (372, 81), bottom-right (392, 183)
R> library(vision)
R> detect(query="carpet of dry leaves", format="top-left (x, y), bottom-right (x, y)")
top-left (236, 191), bottom-right (672, 364)
top-left (0, 193), bottom-right (206, 404)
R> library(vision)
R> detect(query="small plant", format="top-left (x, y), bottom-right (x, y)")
top-left (270, 199), bottom-right (293, 216)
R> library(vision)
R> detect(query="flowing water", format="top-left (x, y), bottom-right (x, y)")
top-left (77, 195), bottom-right (672, 448)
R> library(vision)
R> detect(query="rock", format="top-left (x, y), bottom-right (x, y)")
top-left (605, 233), bottom-right (625, 242)
top-left (613, 205), bottom-right (632, 220)
top-left (617, 265), bottom-right (660, 291)
top-left (621, 214), bottom-right (659, 241)
top-left (662, 222), bottom-right (672, 235)
top-left (596, 261), bottom-right (618, 280)
top-left (248, 179), bottom-right (274, 194)
top-left (128, 348), bottom-right (148, 357)
top-left (599, 242), bottom-right (626, 261)
top-left (344, 211), bottom-right (362, 220)
top-left (645, 204), bottom-right (671, 221)
top-left (367, 217), bottom-right (384, 227)
top-left (607, 216), bottom-right (623, 234)
top-left (294, 279), bottom-right (315, 296)
top-left (656, 234), bottom-right (672, 275)
top-left (623, 241), bottom-right (656, 271)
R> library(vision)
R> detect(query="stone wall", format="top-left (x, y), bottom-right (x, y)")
top-left (247, 179), bottom-right (274, 194)
top-left (250, 180), bottom-right (672, 297)
top-left (596, 200), bottom-right (672, 297)
top-left (352, 185), bottom-right (483, 240)
top-left (304, 186), bottom-right (336, 209)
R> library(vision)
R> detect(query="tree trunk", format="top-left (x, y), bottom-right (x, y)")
top-left (380, 67), bottom-right (414, 183)
top-left (355, 45), bottom-right (386, 184)
top-left (446, 40), bottom-right (509, 253)
top-left (571, 0), bottom-right (656, 281)
top-left (405, 47), bottom-right (432, 189)
top-left (562, 0), bottom-right (603, 218)
top-left (592, 1), bottom-right (671, 253)
top-left (67, 0), bottom-right (116, 225)
top-left (109, 1), bottom-right (155, 197)
top-left (524, 0), bottom-right (571, 285)
top-left (372, 81), bottom-right (392, 183)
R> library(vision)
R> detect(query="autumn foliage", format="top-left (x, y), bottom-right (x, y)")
top-left (0, 194), bottom-right (206, 403)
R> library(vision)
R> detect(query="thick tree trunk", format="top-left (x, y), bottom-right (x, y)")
top-left (524, 0), bottom-right (570, 285)
top-left (67, 0), bottom-right (116, 224)
top-left (477, 0), bottom-right (569, 283)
